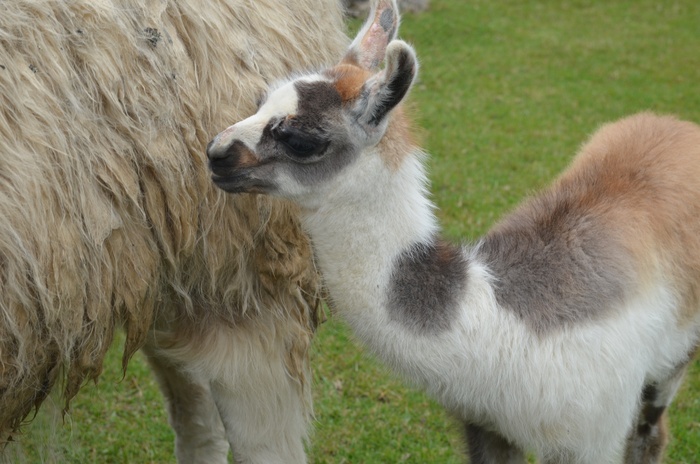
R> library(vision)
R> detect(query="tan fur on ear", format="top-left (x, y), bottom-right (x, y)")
top-left (326, 64), bottom-right (372, 102)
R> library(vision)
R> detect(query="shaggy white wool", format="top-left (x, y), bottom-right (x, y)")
top-left (0, 0), bottom-right (347, 458)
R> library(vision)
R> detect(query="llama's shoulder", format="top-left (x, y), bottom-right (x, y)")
top-left (568, 113), bottom-right (700, 310)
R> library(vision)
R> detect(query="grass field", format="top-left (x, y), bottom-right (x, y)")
top-left (9, 0), bottom-right (700, 462)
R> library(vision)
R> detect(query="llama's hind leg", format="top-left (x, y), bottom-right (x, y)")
top-left (464, 423), bottom-right (526, 464)
top-left (142, 343), bottom-right (230, 463)
top-left (624, 365), bottom-right (689, 464)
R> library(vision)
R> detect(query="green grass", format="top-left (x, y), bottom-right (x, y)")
top-left (8, 0), bottom-right (700, 462)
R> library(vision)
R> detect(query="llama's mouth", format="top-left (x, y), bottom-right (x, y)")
top-left (211, 171), bottom-right (273, 194)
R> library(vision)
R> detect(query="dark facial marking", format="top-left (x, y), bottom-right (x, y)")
top-left (476, 191), bottom-right (633, 334)
top-left (208, 140), bottom-right (274, 194)
top-left (295, 80), bottom-right (342, 116)
top-left (208, 140), bottom-right (258, 171)
top-left (271, 120), bottom-right (329, 161)
top-left (255, 80), bottom-right (359, 186)
top-left (386, 237), bottom-right (468, 334)
top-left (210, 165), bottom-right (275, 194)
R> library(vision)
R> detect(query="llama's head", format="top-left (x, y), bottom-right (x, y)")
top-left (206, 0), bottom-right (418, 207)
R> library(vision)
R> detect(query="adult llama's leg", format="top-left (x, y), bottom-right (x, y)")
top-left (624, 363), bottom-right (690, 464)
top-left (146, 310), bottom-right (312, 464)
top-left (142, 343), bottom-right (229, 464)
top-left (464, 423), bottom-right (526, 464)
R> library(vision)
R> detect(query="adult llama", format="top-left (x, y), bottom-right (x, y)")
top-left (207, 0), bottom-right (700, 462)
top-left (0, 0), bottom-right (346, 462)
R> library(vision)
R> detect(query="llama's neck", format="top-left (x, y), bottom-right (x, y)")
top-left (300, 147), bottom-right (443, 339)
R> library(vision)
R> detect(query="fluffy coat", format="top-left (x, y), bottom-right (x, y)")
top-left (0, 1), bottom-right (346, 461)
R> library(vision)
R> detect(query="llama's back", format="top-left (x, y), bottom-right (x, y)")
top-left (479, 113), bottom-right (700, 334)
top-left (566, 113), bottom-right (700, 323)
top-left (0, 0), bottom-right (346, 437)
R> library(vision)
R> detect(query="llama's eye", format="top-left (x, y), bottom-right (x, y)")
top-left (281, 136), bottom-right (323, 157)
top-left (272, 123), bottom-right (329, 160)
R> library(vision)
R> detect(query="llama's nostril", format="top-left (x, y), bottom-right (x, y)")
top-left (208, 140), bottom-right (256, 172)
top-left (206, 138), bottom-right (226, 160)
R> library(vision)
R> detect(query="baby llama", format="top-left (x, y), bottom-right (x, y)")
top-left (206, 0), bottom-right (700, 462)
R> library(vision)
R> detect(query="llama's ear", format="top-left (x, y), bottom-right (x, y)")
top-left (358, 40), bottom-right (418, 127)
top-left (343, 0), bottom-right (400, 70)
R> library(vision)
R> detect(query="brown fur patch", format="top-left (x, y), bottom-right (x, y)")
top-left (239, 147), bottom-right (260, 168)
top-left (327, 63), bottom-right (371, 102)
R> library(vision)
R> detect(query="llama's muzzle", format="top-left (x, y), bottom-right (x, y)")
top-left (207, 138), bottom-right (270, 194)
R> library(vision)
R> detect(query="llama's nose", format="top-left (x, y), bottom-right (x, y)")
top-left (206, 137), bottom-right (228, 161)
top-left (206, 136), bottom-right (239, 172)
top-left (206, 137), bottom-right (242, 170)
top-left (207, 138), bottom-right (260, 173)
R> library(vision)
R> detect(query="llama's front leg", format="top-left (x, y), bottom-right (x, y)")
top-left (624, 365), bottom-right (689, 464)
top-left (464, 423), bottom-right (526, 464)
top-left (210, 366), bottom-right (309, 464)
top-left (207, 321), bottom-right (311, 464)
top-left (142, 343), bottom-right (229, 463)
top-left (150, 320), bottom-right (312, 464)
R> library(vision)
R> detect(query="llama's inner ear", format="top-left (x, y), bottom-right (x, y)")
top-left (359, 40), bottom-right (418, 127)
top-left (343, 0), bottom-right (399, 70)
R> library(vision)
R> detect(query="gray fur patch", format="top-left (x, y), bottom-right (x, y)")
top-left (476, 191), bottom-right (634, 334)
top-left (386, 238), bottom-right (468, 334)
top-left (295, 80), bottom-right (342, 115)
